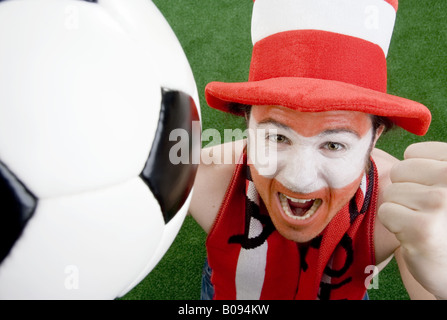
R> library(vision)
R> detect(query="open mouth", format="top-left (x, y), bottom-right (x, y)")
top-left (279, 193), bottom-right (322, 220)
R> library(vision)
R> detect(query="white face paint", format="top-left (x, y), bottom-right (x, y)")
top-left (248, 114), bottom-right (374, 194)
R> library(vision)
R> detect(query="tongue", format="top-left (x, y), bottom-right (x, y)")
top-left (288, 199), bottom-right (314, 217)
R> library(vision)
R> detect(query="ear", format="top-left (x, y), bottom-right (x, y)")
top-left (372, 125), bottom-right (385, 148)
top-left (244, 111), bottom-right (250, 123)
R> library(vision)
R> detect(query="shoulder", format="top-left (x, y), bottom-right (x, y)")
top-left (371, 148), bottom-right (401, 267)
top-left (188, 139), bottom-right (246, 233)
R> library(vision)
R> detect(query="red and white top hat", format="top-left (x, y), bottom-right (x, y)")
top-left (205, 0), bottom-right (431, 135)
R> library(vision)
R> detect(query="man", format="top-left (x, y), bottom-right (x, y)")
top-left (189, 0), bottom-right (447, 299)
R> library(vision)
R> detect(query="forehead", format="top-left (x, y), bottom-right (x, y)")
top-left (250, 105), bottom-right (372, 137)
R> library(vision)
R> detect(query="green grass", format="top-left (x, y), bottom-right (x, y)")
top-left (121, 0), bottom-right (447, 300)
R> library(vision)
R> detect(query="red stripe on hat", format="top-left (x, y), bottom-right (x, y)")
top-left (249, 30), bottom-right (388, 93)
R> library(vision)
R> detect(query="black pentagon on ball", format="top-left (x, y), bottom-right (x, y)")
top-left (0, 161), bottom-right (37, 264)
top-left (140, 88), bottom-right (200, 224)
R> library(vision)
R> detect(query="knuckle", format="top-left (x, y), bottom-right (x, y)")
top-left (403, 142), bottom-right (424, 159)
top-left (381, 182), bottom-right (409, 204)
top-left (389, 159), bottom-right (419, 182)
top-left (377, 202), bottom-right (394, 221)
top-left (424, 187), bottom-right (447, 211)
top-left (389, 161), bottom-right (405, 182)
top-left (415, 218), bottom-right (442, 249)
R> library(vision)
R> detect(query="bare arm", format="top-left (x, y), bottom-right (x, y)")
top-left (188, 139), bottom-right (246, 233)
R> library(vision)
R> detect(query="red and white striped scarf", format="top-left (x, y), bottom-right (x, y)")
top-left (207, 151), bottom-right (378, 300)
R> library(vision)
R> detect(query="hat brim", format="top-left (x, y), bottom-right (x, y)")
top-left (205, 77), bottom-right (431, 136)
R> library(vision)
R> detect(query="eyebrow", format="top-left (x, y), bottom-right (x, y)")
top-left (256, 118), bottom-right (361, 138)
top-left (257, 118), bottom-right (293, 131)
top-left (318, 129), bottom-right (361, 138)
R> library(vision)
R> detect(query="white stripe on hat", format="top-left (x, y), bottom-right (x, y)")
top-left (251, 0), bottom-right (396, 56)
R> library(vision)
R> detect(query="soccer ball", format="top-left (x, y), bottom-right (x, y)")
top-left (0, 0), bottom-right (200, 299)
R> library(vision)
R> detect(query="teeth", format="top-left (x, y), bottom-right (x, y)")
top-left (279, 193), bottom-right (322, 220)
top-left (284, 195), bottom-right (312, 204)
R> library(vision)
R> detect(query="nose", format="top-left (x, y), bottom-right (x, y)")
top-left (279, 148), bottom-right (321, 194)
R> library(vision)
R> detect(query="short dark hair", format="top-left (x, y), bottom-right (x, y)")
top-left (370, 114), bottom-right (395, 134)
top-left (228, 103), bottom-right (252, 118)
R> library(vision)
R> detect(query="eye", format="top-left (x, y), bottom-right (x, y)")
top-left (323, 141), bottom-right (345, 151)
top-left (267, 133), bottom-right (290, 144)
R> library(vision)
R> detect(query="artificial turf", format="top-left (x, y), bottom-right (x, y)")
top-left (121, 0), bottom-right (447, 300)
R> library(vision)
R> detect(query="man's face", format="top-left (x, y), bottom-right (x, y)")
top-left (247, 105), bottom-right (378, 243)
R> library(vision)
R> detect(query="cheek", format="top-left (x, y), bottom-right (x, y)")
top-left (327, 174), bottom-right (364, 213)
top-left (321, 157), bottom-right (365, 189)
top-left (249, 164), bottom-right (279, 215)
top-left (321, 132), bottom-right (373, 189)
top-left (249, 164), bottom-right (272, 197)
